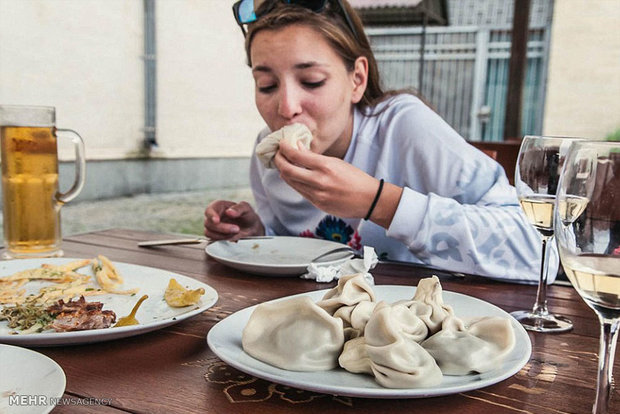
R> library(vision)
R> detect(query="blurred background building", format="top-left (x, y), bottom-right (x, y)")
top-left (0, 0), bottom-right (618, 204)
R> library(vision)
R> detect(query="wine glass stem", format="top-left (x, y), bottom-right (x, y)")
top-left (593, 316), bottom-right (620, 414)
top-left (532, 236), bottom-right (552, 316)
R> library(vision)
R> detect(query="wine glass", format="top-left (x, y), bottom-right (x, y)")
top-left (511, 135), bottom-right (582, 332)
top-left (555, 140), bottom-right (620, 414)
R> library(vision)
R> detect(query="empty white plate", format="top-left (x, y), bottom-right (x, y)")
top-left (205, 236), bottom-right (355, 276)
top-left (0, 344), bottom-right (66, 413)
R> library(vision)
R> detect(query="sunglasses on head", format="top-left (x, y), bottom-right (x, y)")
top-left (232, 0), bottom-right (359, 41)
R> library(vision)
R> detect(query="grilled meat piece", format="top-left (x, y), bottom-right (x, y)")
top-left (47, 296), bottom-right (116, 332)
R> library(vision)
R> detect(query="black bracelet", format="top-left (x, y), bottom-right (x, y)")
top-left (364, 178), bottom-right (384, 221)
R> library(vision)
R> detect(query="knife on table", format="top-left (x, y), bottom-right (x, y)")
top-left (137, 236), bottom-right (273, 247)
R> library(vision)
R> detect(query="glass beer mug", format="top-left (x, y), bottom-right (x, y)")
top-left (0, 105), bottom-right (85, 259)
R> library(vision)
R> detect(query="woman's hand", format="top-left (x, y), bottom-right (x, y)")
top-left (273, 140), bottom-right (376, 218)
top-left (204, 200), bottom-right (265, 241)
top-left (273, 140), bottom-right (403, 228)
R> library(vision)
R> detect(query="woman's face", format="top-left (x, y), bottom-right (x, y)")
top-left (250, 24), bottom-right (367, 158)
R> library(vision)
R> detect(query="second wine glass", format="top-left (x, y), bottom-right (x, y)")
top-left (555, 140), bottom-right (620, 414)
top-left (511, 135), bottom-right (581, 332)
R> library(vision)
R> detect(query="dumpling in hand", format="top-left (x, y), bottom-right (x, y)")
top-left (339, 302), bottom-right (442, 388)
top-left (242, 296), bottom-right (344, 371)
top-left (255, 123), bottom-right (313, 168)
top-left (316, 273), bottom-right (376, 315)
top-left (421, 315), bottom-right (516, 375)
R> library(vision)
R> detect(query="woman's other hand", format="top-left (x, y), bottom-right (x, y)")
top-left (204, 200), bottom-right (265, 241)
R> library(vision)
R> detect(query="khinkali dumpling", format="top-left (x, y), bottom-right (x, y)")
top-left (338, 336), bottom-right (372, 373)
top-left (379, 301), bottom-right (429, 343)
top-left (333, 300), bottom-right (376, 340)
top-left (255, 123), bottom-right (313, 168)
top-left (242, 296), bottom-right (344, 371)
top-left (404, 276), bottom-right (454, 335)
top-left (421, 315), bottom-right (516, 375)
top-left (339, 302), bottom-right (442, 388)
top-left (317, 273), bottom-right (376, 315)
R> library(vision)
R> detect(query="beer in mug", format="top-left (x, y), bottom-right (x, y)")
top-left (0, 105), bottom-right (85, 258)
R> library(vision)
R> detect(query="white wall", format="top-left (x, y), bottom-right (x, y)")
top-left (0, 0), bottom-right (143, 160)
top-left (543, 0), bottom-right (620, 139)
top-left (0, 0), bottom-right (263, 161)
top-left (156, 0), bottom-right (262, 158)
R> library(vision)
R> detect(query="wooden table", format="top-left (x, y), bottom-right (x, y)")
top-left (3, 229), bottom-right (618, 414)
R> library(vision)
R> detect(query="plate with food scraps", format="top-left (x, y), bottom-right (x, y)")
top-left (0, 257), bottom-right (218, 346)
top-left (207, 285), bottom-right (531, 399)
top-left (0, 344), bottom-right (66, 413)
top-left (205, 236), bottom-right (355, 276)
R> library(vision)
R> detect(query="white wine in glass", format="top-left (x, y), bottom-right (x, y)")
top-left (555, 140), bottom-right (620, 414)
top-left (512, 135), bottom-right (582, 332)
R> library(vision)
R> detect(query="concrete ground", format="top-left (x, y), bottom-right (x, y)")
top-left (0, 187), bottom-right (254, 240)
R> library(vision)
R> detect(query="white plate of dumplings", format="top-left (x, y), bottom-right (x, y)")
top-left (207, 283), bottom-right (531, 398)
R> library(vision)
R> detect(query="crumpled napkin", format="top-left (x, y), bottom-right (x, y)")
top-left (300, 246), bottom-right (378, 284)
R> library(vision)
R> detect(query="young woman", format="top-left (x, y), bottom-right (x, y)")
top-left (204, 0), bottom-right (550, 283)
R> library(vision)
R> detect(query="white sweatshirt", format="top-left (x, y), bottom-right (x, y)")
top-left (249, 94), bottom-right (555, 283)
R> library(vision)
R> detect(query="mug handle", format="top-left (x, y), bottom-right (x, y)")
top-left (56, 128), bottom-right (86, 204)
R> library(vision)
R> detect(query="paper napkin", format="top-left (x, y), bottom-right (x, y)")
top-left (301, 246), bottom-right (378, 284)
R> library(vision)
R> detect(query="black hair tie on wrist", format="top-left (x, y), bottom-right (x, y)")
top-left (364, 178), bottom-right (384, 221)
